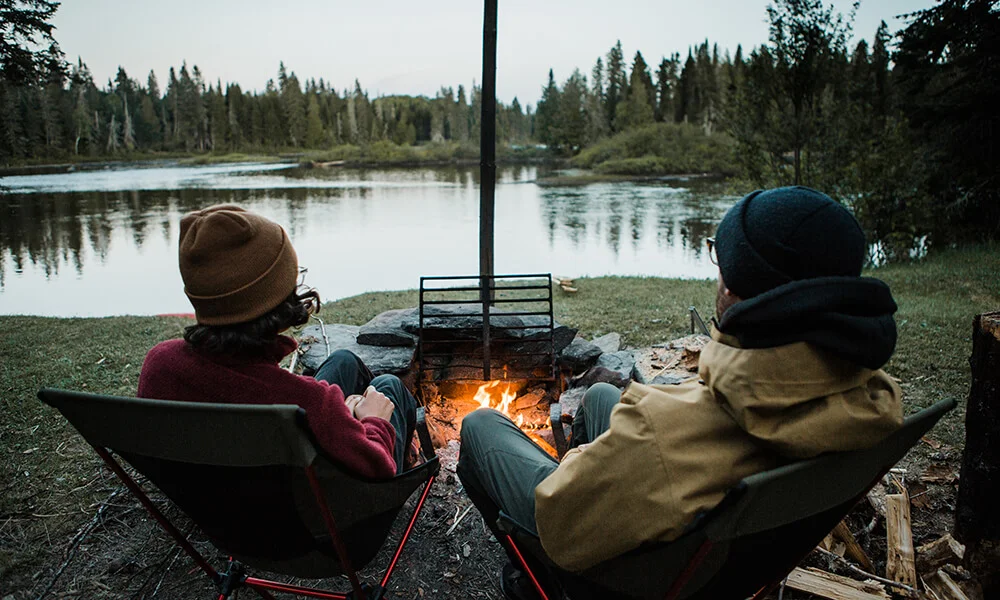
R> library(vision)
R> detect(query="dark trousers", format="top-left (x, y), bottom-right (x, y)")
top-left (314, 349), bottom-right (418, 475)
top-left (457, 382), bottom-right (621, 555)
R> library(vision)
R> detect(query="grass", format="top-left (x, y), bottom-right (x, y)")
top-left (1, 245), bottom-right (996, 588)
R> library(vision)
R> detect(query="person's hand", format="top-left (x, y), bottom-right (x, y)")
top-left (354, 386), bottom-right (394, 422)
top-left (344, 394), bottom-right (364, 417)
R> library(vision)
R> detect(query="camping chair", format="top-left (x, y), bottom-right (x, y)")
top-left (37, 388), bottom-right (440, 600)
top-left (499, 398), bottom-right (956, 600)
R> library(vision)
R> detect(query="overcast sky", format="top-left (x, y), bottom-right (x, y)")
top-left (53, 0), bottom-right (935, 106)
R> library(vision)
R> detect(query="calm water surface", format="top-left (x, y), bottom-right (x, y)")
top-left (0, 163), bottom-right (737, 317)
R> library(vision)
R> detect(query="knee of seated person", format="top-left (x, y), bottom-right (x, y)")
top-left (371, 373), bottom-right (402, 392)
top-left (584, 382), bottom-right (620, 406)
top-left (460, 408), bottom-right (504, 441)
top-left (322, 348), bottom-right (360, 367)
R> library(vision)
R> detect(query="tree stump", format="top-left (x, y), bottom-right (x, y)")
top-left (955, 311), bottom-right (1000, 594)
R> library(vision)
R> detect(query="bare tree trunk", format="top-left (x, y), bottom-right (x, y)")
top-left (956, 311), bottom-right (1000, 595)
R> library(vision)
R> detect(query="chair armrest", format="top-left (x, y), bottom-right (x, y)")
top-left (416, 407), bottom-right (436, 461)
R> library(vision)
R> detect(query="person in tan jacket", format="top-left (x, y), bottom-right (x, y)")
top-left (457, 186), bottom-right (903, 599)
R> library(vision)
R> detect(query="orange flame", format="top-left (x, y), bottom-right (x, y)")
top-left (474, 380), bottom-right (523, 427)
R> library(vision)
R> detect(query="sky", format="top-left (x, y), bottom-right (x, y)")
top-left (52, 0), bottom-right (936, 107)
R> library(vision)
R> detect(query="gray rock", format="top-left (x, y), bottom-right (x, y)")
top-left (402, 304), bottom-right (577, 352)
top-left (357, 308), bottom-right (419, 347)
top-left (517, 315), bottom-right (578, 353)
top-left (651, 373), bottom-right (689, 385)
top-left (402, 304), bottom-right (524, 337)
top-left (299, 323), bottom-right (415, 375)
top-left (555, 386), bottom-right (587, 418)
top-left (559, 336), bottom-right (602, 371)
top-left (576, 350), bottom-right (637, 389)
top-left (299, 323), bottom-right (360, 370)
top-left (591, 332), bottom-right (622, 354)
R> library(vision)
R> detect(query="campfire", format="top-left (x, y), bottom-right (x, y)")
top-left (443, 378), bottom-right (558, 456)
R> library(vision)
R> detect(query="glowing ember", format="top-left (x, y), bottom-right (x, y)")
top-left (474, 380), bottom-right (523, 427)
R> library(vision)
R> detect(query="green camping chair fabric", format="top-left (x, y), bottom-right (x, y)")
top-left (37, 387), bottom-right (440, 600)
top-left (498, 398), bottom-right (956, 600)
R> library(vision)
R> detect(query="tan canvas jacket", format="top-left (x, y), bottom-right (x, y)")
top-left (533, 330), bottom-right (903, 572)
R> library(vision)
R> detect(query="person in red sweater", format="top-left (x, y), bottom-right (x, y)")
top-left (138, 204), bottom-right (417, 479)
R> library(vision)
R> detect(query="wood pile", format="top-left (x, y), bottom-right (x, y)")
top-left (781, 475), bottom-right (984, 600)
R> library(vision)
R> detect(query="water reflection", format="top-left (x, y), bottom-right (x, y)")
top-left (0, 164), bottom-right (737, 317)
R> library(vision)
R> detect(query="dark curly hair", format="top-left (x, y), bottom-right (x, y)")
top-left (184, 288), bottom-right (321, 358)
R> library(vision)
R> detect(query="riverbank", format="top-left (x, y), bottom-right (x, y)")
top-left (1, 245), bottom-right (995, 597)
top-left (0, 142), bottom-right (555, 177)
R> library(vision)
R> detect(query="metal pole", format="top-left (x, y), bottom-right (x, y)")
top-left (480, 0), bottom-right (498, 380)
top-left (480, 0), bottom-right (497, 308)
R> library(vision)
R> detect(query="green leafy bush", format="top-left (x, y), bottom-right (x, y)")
top-left (573, 123), bottom-right (735, 175)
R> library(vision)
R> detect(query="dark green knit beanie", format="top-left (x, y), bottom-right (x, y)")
top-left (714, 186), bottom-right (867, 299)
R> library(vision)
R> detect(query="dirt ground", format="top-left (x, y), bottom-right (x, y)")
top-left (0, 345), bottom-right (974, 600)
top-left (0, 415), bottom-right (968, 600)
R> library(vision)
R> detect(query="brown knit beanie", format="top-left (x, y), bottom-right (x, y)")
top-left (178, 205), bottom-right (298, 326)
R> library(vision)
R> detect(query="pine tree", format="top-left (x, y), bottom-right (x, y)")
top-left (604, 41), bottom-right (627, 131)
top-left (676, 50), bottom-right (697, 123)
top-left (616, 54), bottom-right (655, 130)
top-left (654, 54), bottom-right (679, 122)
top-left (225, 83), bottom-right (244, 149)
top-left (534, 69), bottom-right (561, 149)
top-left (453, 84), bottom-right (469, 142)
top-left (558, 69), bottom-right (588, 151)
top-left (278, 63), bottom-right (307, 147)
top-left (586, 58), bottom-right (609, 141)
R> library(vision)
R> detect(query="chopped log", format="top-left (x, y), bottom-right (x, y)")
top-left (923, 569), bottom-right (971, 600)
top-left (514, 390), bottom-right (544, 411)
top-left (833, 520), bottom-right (875, 572)
top-left (886, 492), bottom-right (918, 588)
top-left (559, 285), bottom-right (578, 293)
top-left (956, 312), bottom-right (1000, 596)
top-left (785, 567), bottom-right (890, 600)
top-left (916, 534), bottom-right (966, 576)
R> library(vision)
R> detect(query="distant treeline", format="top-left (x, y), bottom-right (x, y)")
top-left (534, 0), bottom-right (999, 253)
top-left (0, 60), bottom-right (534, 160)
top-left (2, 0), bottom-right (997, 253)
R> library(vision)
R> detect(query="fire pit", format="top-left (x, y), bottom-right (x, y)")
top-left (415, 274), bottom-right (566, 456)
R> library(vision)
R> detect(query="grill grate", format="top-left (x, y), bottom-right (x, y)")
top-left (417, 274), bottom-right (556, 394)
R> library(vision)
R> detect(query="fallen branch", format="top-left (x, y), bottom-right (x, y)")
top-left (813, 545), bottom-right (926, 597)
top-left (34, 487), bottom-right (127, 600)
top-left (446, 504), bottom-right (474, 535)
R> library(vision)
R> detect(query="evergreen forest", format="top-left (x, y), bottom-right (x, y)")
top-left (2, 0), bottom-right (998, 254)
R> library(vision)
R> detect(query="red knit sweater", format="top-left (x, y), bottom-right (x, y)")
top-left (137, 337), bottom-right (397, 479)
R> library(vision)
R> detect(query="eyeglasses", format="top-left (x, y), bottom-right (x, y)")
top-left (297, 267), bottom-right (310, 292)
top-left (706, 238), bottom-right (719, 266)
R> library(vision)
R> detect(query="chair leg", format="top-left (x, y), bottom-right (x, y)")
top-left (503, 534), bottom-right (552, 600)
top-left (379, 474), bottom-right (436, 589)
top-left (217, 558), bottom-right (246, 599)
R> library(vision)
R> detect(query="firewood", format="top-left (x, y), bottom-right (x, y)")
top-left (785, 566), bottom-right (890, 600)
top-left (923, 569), bottom-right (972, 600)
top-left (559, 285), bottom-right (578, 293)
top-left (916, 534), bottom-right (966, 575)
top-left (833, 519), bottom-right (876, 572)
top-left (886, 492), bottom-right (918, 588)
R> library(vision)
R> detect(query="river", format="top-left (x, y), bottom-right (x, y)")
top-left (0, 162), bottom-right (736, 317)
